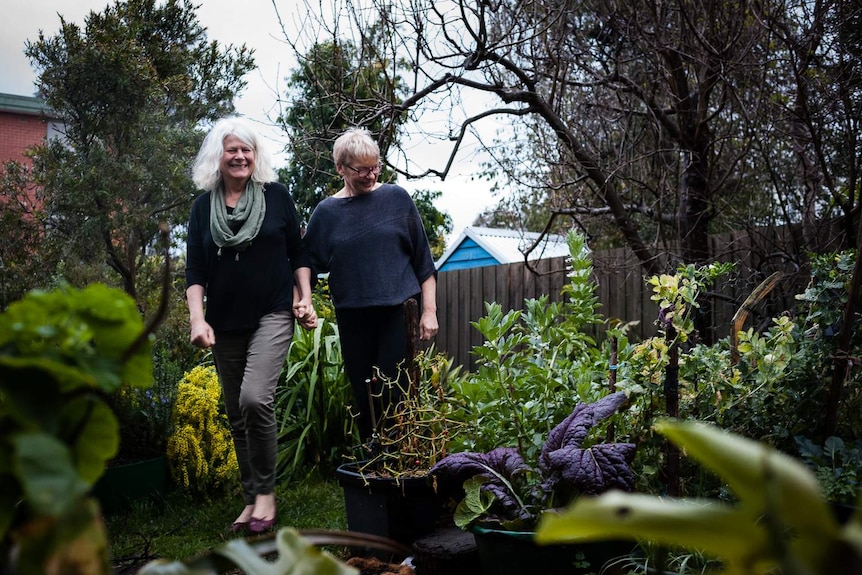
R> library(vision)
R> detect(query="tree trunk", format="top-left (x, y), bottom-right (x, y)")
top-left (679, 159), bottom-right (714, 344)
top-left (663, 325), bottom-right (680, 498)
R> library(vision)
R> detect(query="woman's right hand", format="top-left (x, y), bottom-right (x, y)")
top-left (189, 318), bottom-right (216, 348)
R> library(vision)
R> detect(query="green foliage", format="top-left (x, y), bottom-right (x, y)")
top-left (443, 236), bottom-right (862, 508)
top-left (21, 0), bottom-right (254, 303)
top-left (615, 252), bottom-right (862, 497)
top-left (0, 161), bottom-right (46, 309)
top-left (733, 253), bottom-right (860, 446)
top-left (647, 262), bottom-right (736, 344)
top-left (735, 315), bottom-right (796, 384)
top-left (454, 476), bottom-right (498, 529)
top-left (614, 263), bottom-right (743, 493)
top-left (0, 284), bottom-right (153, 574)
top-left (166, 365), bottom-right (239, 499)
top-left (276, 316), bottom-right (356, 480)
top-left (0, 284), bottom-right (152, 395)
top-left (537, 421), bottom-right (862, 574)
top-left (107, 260), bottom-right (200, 465)
top-left (113, 270), bottom-right (202, 464)
top-left (795, 251), bottom-right (856, 328)
top-left (107, 378), bottom-right (176, 464)
top-left (796, 435), bottom-right (862, 506)
top-left (448, 231), bottom-right (608, 465)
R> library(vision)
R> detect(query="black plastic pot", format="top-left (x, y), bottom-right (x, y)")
top-left (471, 525), bottom-right (633, 575)
top-left (335, 462), bottom-right (454, 546)
top-left (93, 454), bottom-right (169, 514)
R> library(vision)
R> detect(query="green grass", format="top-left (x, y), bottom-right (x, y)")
top-left (104, 468), bottom-right (346, 571)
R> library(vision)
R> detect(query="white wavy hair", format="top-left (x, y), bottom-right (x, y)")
top-left (332, 127), bottom-right (380, 166)
top-left (192, 116), bottom-right (277, 191)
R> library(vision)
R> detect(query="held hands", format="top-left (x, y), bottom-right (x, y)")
top-left (293, 300), bottom-right (318, 330)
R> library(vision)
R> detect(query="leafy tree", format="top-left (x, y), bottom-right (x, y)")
top-left (276, 33), bottom-right (405, 224)
top-left (13, 0), bottom-right (254, 307)
top-left (280, 0), bottom-right (861, 277)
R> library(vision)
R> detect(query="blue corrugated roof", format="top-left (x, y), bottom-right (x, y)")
top-left (436, 227), bottom-right (570, 271)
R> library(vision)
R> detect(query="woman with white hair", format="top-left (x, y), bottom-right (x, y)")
top-left (185, 116), bottom-right (317, 534)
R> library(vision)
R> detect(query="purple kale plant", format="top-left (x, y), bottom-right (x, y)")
top-left (430, 392), bottom-right (636, 530)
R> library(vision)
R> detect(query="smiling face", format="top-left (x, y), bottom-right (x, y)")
top-left (338, 154), bottom-right (381, 195)
top-left (220, 135), bottom-right (255, 189)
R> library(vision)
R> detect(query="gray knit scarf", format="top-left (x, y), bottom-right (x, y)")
top-left (210, 180), bottom-right (266, 258)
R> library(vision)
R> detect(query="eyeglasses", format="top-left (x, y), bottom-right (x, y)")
top-left (343, 163), bottom-right (382, 177)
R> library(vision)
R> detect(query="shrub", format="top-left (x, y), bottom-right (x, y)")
top-left (167, 365), bottom-right (238, 498)
top-left (107, 378), bottom-right (176, 464)
top-left (108, 258), bottom-right (202, 465)
top-left (795, 435), bottom-right (862, 505)
top-left (276, 312), bottom-right (356, 480)
top-left (614, 252), bottom-right (862, 497)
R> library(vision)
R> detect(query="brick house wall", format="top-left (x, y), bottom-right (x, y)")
top-left (0, 93), bottom-right (63, 211)
top-left (0, 93), bottom-right (60, 165)
top-left (0, 111), bottom-right (49, 165)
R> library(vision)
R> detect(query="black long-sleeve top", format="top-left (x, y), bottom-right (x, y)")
top-left (304, 183), bottom-right (436, 310)
top-left (185, 182), bottom-right (311, 332)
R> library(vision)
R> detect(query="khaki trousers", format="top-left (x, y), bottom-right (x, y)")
top-left (213, 310), bottom-right (294, 503)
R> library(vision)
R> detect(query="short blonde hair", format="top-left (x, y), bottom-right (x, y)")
top-left (192, 116), bottom-right (277, 191)
top-left (332, 127), bottom-right (380, 166)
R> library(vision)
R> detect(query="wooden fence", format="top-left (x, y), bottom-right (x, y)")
top-left (430, 226), bottom-right (815, 371)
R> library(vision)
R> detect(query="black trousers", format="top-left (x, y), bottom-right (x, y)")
top-left (335, 301), bottom-right (413, 440)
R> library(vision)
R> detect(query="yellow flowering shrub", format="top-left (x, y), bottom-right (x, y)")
top-left (167, 365), bottom-right (238, 498)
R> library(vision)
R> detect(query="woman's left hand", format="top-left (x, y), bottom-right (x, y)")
top-left (419, 310), bottom-right (438, 341)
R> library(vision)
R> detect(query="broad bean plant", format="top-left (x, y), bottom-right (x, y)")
top-left (447, 232), bottom-right (613, 467)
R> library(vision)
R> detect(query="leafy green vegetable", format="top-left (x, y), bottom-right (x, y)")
top-left (0, 284), bottom-right (153, 572)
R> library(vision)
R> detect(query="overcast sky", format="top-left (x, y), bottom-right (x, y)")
top-left (1, 0), bottom-right (496, 243)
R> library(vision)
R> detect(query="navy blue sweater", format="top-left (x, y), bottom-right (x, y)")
top-left (304, 183), bottom-right (436, 309)
top-left (185, 182), bottom-right (311, 332)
